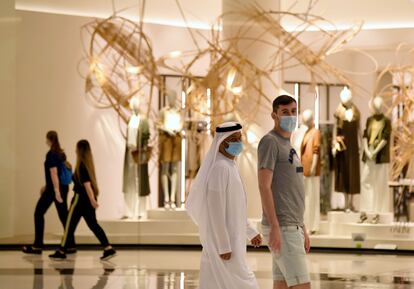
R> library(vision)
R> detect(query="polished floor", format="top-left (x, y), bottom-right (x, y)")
top-left (0, 249), bottom-right (414, 288)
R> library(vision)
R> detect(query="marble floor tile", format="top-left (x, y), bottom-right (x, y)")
top-left (0, 250), bottom-right (413, 288)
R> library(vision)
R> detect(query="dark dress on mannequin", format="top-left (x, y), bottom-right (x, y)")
top-left (137, 117), bottom-right (151, 197)
top-left (319, 123), bottom-right (334, 214)
top-left (334, 103), bottom-right (361, 195)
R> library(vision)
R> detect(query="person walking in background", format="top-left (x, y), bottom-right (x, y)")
top-left (23, 131), bottom-right (75, 254)
top-left (258, 95), bottom-right (311, 289)
top-left (49, 140), bottom-right (116, 261)
top-left (186, 122), bottom-right (262, 289)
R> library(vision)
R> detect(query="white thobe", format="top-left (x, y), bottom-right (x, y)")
top-left (199, 154), bottom-right (259, 289)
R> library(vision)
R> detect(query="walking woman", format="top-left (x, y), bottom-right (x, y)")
top-left (49, 140), bottom-right (116, 260)
top-left (23, 131), bottom-right (75, 254)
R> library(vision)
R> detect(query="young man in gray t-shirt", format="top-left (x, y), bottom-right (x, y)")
top-left (258, 95), bottom-right (311, 289)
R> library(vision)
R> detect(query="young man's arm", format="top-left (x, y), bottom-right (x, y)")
top-left (303, 224), bottom-right (310, 253)
top-left (257, 136), bottom-right (282, 253)
top-left (258, 168), bottom-right (281, 253)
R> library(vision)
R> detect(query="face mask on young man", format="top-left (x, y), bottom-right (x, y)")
top-left (279, 115), bottom-right (297, 132)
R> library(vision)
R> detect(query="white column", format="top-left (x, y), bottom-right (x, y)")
top-left (0, 0), bottom-right (17, 238)
top-left (222, 0), bottom-right (281, 219)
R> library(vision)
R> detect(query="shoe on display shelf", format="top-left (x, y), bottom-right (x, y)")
top-left (371, 214), bottom-right (380, 224)
top-left (358, 212), bottom-right (368, 224)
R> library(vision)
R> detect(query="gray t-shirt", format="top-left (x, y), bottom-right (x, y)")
top-left (258, 130), bottom-right (305, 226)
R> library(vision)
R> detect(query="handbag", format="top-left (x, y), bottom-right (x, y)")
top-left (132, 146), bottom-right (153, 164)
top-left (59, 161), bottom-right (73, 185)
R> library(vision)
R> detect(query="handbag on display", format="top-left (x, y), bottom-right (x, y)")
top-left (131, 146), bottom-right (153, 164)
top-left (334, 136), bottom-right (347, 153)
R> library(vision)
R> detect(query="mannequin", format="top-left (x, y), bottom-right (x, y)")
top-left (360, 96), bottom-right (392, 221)
top-left (320, 122), bottom-right (334, 213)
top-left (332, 87), bottom-right (361, 212)
top-left (158, 90), bottom-right (183, 210)
top-left (185, 121), bottom-right (208, 192)
top-left (123, 97), bottom-right (151, 219)
top-left (300, 110), bottom-right (321, 234)
top-left (291, 121), bottom-right (308, 159)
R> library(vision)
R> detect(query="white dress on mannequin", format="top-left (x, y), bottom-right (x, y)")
top-left (123, 114), bottom-right (140, 218)
top-left (360, 111), bottom-right (391, 213)
top-left (291, 124), bottom-right (308, 158)
top-left (360, 160), bottom-right (390, 212)
top-left (300, 126), bottom-right (321, 233)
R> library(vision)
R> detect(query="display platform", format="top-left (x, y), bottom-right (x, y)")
top-left (46, 209), bottom-right (414, 251)
top-left (308, 212), bottom-right (414, 250)
top-left (51, 208), bottom-right (201, 245)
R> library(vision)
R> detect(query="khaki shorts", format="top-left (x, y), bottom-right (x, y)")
top-left (159, 133), bottom-right (181, 162)
top-left (261, 224), bottom-right (310, 287)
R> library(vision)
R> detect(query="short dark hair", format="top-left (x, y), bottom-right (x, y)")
top-left (272, 95), bottom-right (297, 112)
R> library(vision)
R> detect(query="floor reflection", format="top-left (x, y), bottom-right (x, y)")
top-left (23, 255), bottom-right (114, 289)
top-left (0, 251), bottom-right (411, 289)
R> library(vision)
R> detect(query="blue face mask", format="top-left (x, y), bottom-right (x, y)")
top-left (279, 116), bottom-right (297, 132)
top-left (225, 141), bottom-right (244, 156)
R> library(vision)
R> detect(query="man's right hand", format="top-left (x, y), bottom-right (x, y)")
top-left (269, 226), bottom-right (281, 253)
top-left (220, 252), bottom-right (232, 261)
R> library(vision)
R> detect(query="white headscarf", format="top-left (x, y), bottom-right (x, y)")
top-left (186, 122), bottom-right (242, 226)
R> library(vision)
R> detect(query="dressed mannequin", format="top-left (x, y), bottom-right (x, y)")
top-left (300, 110), bottom-right (321, 234)
top-left (291, 122), bottom-right (308, 159)
top-left (158, 90), bottom-right (183, 210)
top-left (360, 96), bottom-right (391, 221)
top-left (123, 97), bottom-right (151, 219)
top-left (332, 87), bottom-right (361, 212)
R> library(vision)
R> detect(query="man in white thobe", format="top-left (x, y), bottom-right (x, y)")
top-left (187, 122), bottom-right (262, 289)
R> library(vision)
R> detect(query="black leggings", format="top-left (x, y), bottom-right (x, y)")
top-left (60, 194), bottom-right (110, 249)
top-left (34, 185), bottom-right (74, 247)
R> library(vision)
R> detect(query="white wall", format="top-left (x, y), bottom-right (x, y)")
top-left (10, 9), bottom-right (414, 237)
top-left (0, 0), bottom-right (17, 238)
top-left (13, 10), bottom-right (209, 236)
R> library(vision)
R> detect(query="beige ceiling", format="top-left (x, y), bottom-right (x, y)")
top-left (15, 0), bottom-right (414, 30)
top-left (15, 0), bottom-right (222, 29)
top-left (282, 0), bottom-right (414, 30)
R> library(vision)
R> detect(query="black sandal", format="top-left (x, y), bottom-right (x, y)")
top-left (22, 245), bottom-right (42, 255)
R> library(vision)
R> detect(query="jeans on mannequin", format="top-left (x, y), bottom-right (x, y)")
top-left (161, 162), bottom-right (179, 208)
top-left (304, 176), bottom-right (320, 233)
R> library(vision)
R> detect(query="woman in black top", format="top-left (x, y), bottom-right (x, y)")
top-left (49, 140), bottom-right (116, 261)
top-left (22, 131), bottom-right (75, 254)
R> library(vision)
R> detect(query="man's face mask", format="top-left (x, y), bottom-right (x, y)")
top-left (279, 115), bottom-right (297, 133)
top-left (225, 141), bottom-right (244, 156)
